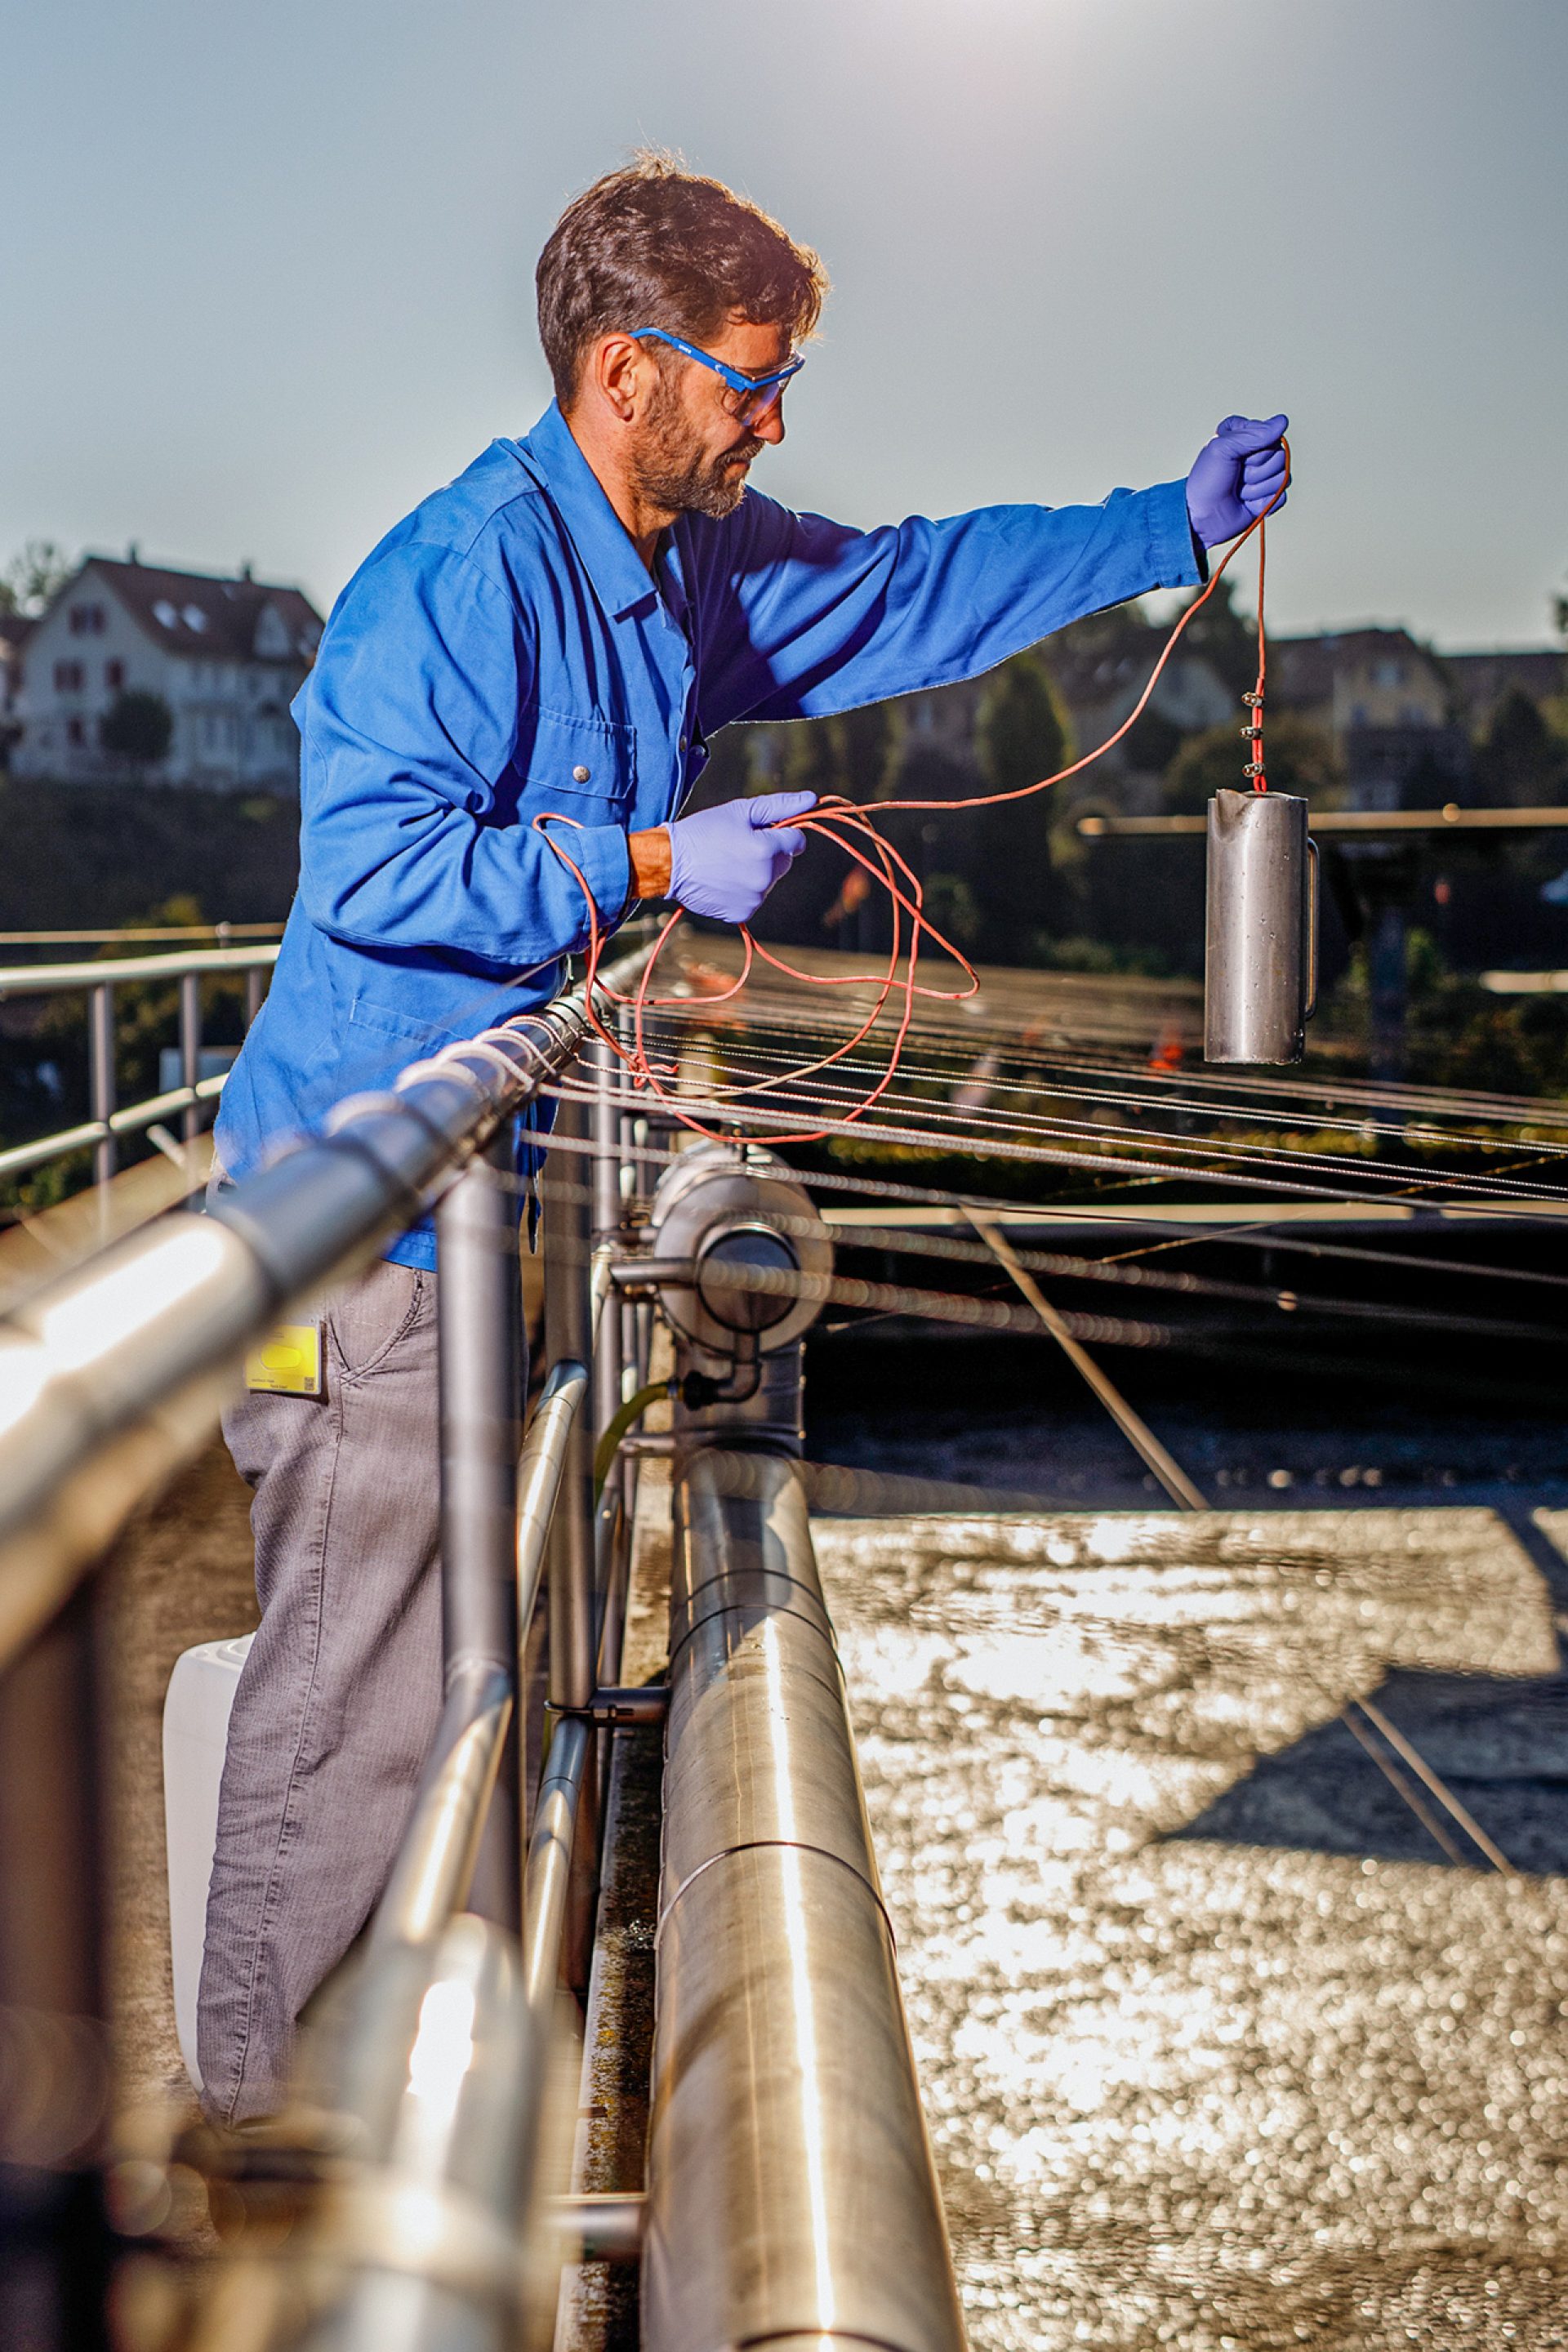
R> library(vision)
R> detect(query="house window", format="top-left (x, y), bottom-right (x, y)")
top-left (105, 660), bottom-right (124, 692)
top-left (66, 717), bottom-right (84, 746)
top-left (54, 661), bottom-right (85, 693)
top-left (69, 605), bottom-right (105, 636)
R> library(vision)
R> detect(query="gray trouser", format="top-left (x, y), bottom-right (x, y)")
top-left (197, 1258), bottom-right (443, 2124)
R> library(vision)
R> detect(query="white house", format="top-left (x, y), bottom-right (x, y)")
top-left (12, 554), bottom-right (323, 789)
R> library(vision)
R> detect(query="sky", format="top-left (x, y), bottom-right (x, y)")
top-left (2, 0), bottom-right (1564, 649)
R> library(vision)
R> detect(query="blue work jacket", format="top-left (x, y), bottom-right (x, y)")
top-left (216, 400), bottom-right (1200, 1268)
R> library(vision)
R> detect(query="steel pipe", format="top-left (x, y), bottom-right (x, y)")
top-left (590, 1036), bottom-right (626, 1445)
top-left (0, 942), bottom-right (280, 1001)
top-left (514, 1357), bottom-right (589, 1635)
top-left (544, 1098), bottom-right (596, 1715)
top-left (370, 1664), bottom-right (513, 1953)
top-left (0, 1073), bottom-right (240, 1187)
top-left (645, 1450), bottom-right (964, 2352)
top-left (180, 970), bottom-right (203, 1146)
top-left (372, 1352), bottom-right (590, 1954)
top-left (438, 1143), bottom-right (523, 1692)
top-left (521, 1713), bottom-right (590, 2011)
top-left (225, 1914), bottom-right (551, 2352)
top-left (548, 2193), bottom-right (645, 2262)
top-left (88, 981), bottom-right (115, 1194)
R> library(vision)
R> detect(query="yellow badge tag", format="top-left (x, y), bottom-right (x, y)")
top-left (245, 1322), bottom-right (324, 1397)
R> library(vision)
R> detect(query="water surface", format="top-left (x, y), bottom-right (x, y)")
top-left (816, 1506), bottom-right (1568, 2349)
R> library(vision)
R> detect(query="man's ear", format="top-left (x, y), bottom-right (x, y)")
top-left (586, 332), bottom-right (653, 425)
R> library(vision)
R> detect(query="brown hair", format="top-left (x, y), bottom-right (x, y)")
top-left (536, 153), bottom-right (827, 405)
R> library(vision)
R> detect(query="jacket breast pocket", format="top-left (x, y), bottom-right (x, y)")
top-left (516, 706), bottom-right (637, 826)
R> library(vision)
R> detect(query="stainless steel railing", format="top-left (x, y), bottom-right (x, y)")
top-left (0, 942), bottom-right (646, 1663)
top-left (0, 940), bottom-right (280, 1185)
top-left (0, 938), bottom-right (654, 2352)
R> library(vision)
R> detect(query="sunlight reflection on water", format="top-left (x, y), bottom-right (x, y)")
top-left (814, 1508), bottom-right (1568, 2350)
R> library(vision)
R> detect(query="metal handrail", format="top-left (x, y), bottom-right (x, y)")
top-left (0, 1070), bottom-right (231, 1182)
top-left (0, 942), bottom-right (281, 1194)
top-left (0, 939), bottom-right (652, 1670)
top-left (0, 942), bottom-right (282, 998)
top-left (0, 923), bottom-right (285, 949)
top-left (1079, 803), bottom-right (1568, 838)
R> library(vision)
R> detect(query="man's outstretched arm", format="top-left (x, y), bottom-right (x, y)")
top-left (692, 416), bottom-right (1288, 729)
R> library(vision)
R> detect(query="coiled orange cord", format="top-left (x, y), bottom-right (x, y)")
top-left (541, 443), bottom-right (1290, 1145)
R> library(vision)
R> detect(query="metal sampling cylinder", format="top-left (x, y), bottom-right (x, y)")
top-left (1205, 786), bottom-right (1318, 1063)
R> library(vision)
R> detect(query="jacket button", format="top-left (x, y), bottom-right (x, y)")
top-left (572, 763), bottom-right (590, 783)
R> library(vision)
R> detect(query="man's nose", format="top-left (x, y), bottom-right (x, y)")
top-left (751, 398), bottom-right (787, 446)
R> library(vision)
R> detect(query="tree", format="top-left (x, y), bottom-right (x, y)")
top-left (969, 650), bottom-right (1073, 960)
top-left (1472, 687), bottom-right (1568, 807)
top-left (0, 541), bottom-right (74, 618)
top-left (100, 689), bottom-right (173, 769)
top-left (1162, 573), bottom-right (1259, 699)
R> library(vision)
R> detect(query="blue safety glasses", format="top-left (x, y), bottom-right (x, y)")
top-left (628, 327), bottom-right (804, 427)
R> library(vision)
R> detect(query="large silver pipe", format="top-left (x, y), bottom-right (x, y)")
top-left (644, 1450), bottom-right (965, 2352)
top-left (0, 943), bottom-right (653, 1671)
top-left (1205, 786), bottom-right (1319, 1065)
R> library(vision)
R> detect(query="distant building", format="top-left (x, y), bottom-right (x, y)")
top-left (1442, 648), bottom-right (1566, 734)
top-left (1038, 639), bottom-right (1235, 765)
top-left (875, 643), bottom-right (1235, 791)
top-left (12, 555), bottom-right (323, 789)
top-left (1267, 627), bottom-right (1451, 737)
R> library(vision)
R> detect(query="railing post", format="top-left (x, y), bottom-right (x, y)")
top-left (543, 1080), bottom-right (601, 1998)
top-left (180, 970), bottom-right (202, 1146)
top-left (546, 1091), bottom-right (595, 1716)
top-left (244, 963), bottom-right (264, 1031)
top-left (88, 982), bottom-right (115, 1193)
top-left (436, 1130), bottom-right (524, 1929)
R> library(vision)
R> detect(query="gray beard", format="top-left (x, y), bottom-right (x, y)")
top-left (630, 375), bottom-right (762, 520)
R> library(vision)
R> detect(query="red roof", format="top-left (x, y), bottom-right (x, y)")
top-left (83, 555), bottom-right (323, 664)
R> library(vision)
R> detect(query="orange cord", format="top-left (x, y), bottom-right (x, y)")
top-left (540, 442), bottom-right (1290, 1146)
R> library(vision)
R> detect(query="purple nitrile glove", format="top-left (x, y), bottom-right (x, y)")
top-left (666, 791), bottom-right (817, 923)
top-left (1185, 413), bottom-right (1290, 548)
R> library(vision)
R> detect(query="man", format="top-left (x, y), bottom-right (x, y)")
top-left (200, 154), bottom-right (1288, 2122)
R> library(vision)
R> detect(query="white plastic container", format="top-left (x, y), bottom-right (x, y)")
top-left (163, 1633), bottom-right (253, 2089)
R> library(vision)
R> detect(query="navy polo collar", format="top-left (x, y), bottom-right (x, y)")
top-left (510, 402), bottom-right (659, 623)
